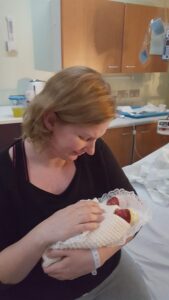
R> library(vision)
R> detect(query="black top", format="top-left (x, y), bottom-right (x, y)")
top-left (0, 139), bottom-right (134, 300)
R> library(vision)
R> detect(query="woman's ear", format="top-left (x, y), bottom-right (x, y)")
top-left (43, 111), bottom-right (56, 131)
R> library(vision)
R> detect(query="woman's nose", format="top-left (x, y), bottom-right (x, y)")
top-left (85, 141), bottom-right (96, 155)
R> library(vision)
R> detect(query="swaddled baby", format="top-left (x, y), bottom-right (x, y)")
top-left (42, 194), bottom-right (141, 267)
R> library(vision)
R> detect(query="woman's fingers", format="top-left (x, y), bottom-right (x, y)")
top-left (78, 199), bottom-right (104, 213)
top-left (43, 249), bottom-right (94, 280)
top-left (67, 200), bottom-right (105, 235)
top-left (40, 199), bottom-right (104, 245)
top-left (45, 249), bottom-right (66, 258)
top-left (75, 200), bottom-right (104, 223)
top-left (78, 221), bottom-right (100, 232)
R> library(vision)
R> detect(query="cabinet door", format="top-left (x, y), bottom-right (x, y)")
top-left (102, 127), bottom-right (133, 167)
top-left (133, 123), bottom-right (169, 162)
top-left (61, 0), bottom-right (124, 73)
top-left (122, 4), bottom-right (169, 73)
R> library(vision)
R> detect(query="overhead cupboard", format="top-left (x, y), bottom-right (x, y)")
top-left (32, 0), bottom-right (169, 73)
top-left (61, 0), bottom-right (124, 73)
top-left (122, 4), bottom-right (169, 73)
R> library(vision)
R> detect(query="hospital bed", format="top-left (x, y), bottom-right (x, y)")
top-left (123, 143), bottom-right (169, 300)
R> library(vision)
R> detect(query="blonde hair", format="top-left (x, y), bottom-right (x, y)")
top-left (22, 66), bottom-right (115, 146)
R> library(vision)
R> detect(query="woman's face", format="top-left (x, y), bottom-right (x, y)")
top-left (48, 119), bottom-right (110, 161)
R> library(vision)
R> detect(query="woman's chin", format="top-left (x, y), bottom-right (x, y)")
top-left (68, 152), bottom-right (85, 160)
top-left (65, 153), bottom-right (78, 161)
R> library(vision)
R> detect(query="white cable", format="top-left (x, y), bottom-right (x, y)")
top-left (91, 249), bottom-right (101, 276)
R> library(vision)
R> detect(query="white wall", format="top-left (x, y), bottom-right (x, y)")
top-left (104, 72), bottom-right (169, 107)
top-left (0, 0), bottom-right (53, 105)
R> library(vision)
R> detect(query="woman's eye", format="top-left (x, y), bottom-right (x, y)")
top-left (79, 136), bottom-right (94, 142)
top-left (78, 136), bottom-right (86, 141)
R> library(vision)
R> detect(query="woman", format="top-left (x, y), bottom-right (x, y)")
top-left (0, 66), bottom-right (150, 300)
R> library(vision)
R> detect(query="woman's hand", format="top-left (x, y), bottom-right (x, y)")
top-left (0, 200), bottom-right (103, 285)
top-left (42, 236), bottom-right (134, 281)
top-left (42, 248), bottom-right (95, 280)
top-left (98, 245), bottom-right (121, 266)
top-left (38, 200), bottom-right (104, 247)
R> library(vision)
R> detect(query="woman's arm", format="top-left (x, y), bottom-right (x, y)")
top-left (42, 237), bottom-right (133, 280)
top-left (42, 245), bottom-right (121, 280)
top-left (0, 225), bottom-right (47, 284)
top-left (98, 235), bottom-right (133, 266)
top-left (0, 200), bottom-right (104, 284)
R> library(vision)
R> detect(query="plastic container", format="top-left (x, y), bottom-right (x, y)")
top-left (150, 18), bottom-right (165, 35)
top-left (25, 80), bottom-right (45, 102)
top-left (9, 95), bottom-right (27, 117)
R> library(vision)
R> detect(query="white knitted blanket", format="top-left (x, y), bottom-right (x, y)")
top-left (42, 190), bottom-right (150, 267)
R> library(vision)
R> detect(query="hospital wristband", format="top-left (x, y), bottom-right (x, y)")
top-left (91, 249), bottom-right (101, 276)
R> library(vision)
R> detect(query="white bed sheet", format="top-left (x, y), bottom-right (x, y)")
top-left (123, 145), bottom-right (169, 300)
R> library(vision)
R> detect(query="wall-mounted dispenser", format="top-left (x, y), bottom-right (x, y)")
top-left (5, 16), bottom-right (17, 54)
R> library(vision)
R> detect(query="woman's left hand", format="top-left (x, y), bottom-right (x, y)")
top-left (42, 235), bottom-right (134, 280)
top-left (42, 248), bottom-right (95, 280)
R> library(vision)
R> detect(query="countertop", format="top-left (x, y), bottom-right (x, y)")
top-left (0, 106), bottom-right (22, 124)
top-left (0, 105), bottom-right (167, 127)
top-left (108, 115), bottom-right (165, 128)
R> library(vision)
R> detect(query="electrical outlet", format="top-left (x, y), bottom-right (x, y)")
top-left (117, 90), bottom-right (129, 98)
top-left (129, 89), bottom-right (140, 98)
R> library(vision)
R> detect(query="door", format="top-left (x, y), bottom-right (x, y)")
top-left (133, 123), bottom-right (169, 162)
top-left (102, 126), bottom-right (134, 167)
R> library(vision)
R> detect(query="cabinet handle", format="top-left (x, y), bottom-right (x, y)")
top-left (121, 132), bottom-right (132, 136)
top-left (108, 65), bottom-right (119, 69)
top-left (139, 130), bottom-right (150, 134)
top-left (125, 65), bottom-right (136, 68)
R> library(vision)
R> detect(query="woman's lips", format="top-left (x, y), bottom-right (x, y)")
top-left (73, 151), bottom-right (85, 156)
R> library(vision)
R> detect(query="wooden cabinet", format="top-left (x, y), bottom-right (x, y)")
top-left (102, 122), bottom-right (169, 167)
top-left (102, 126), bottom-right (134, 167)
top-left (61, 0), bottom-right (124, 73)
top-left (122, 4), bottom-right (169, 73)
top-left (62, 1), bottom-right (168, 73)
top-left (0, 123), bottom-right (22, 151)
top-left (32, 1), bottom-right (168, 73)
top-left (133, 123), bottom-right (169, 162)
